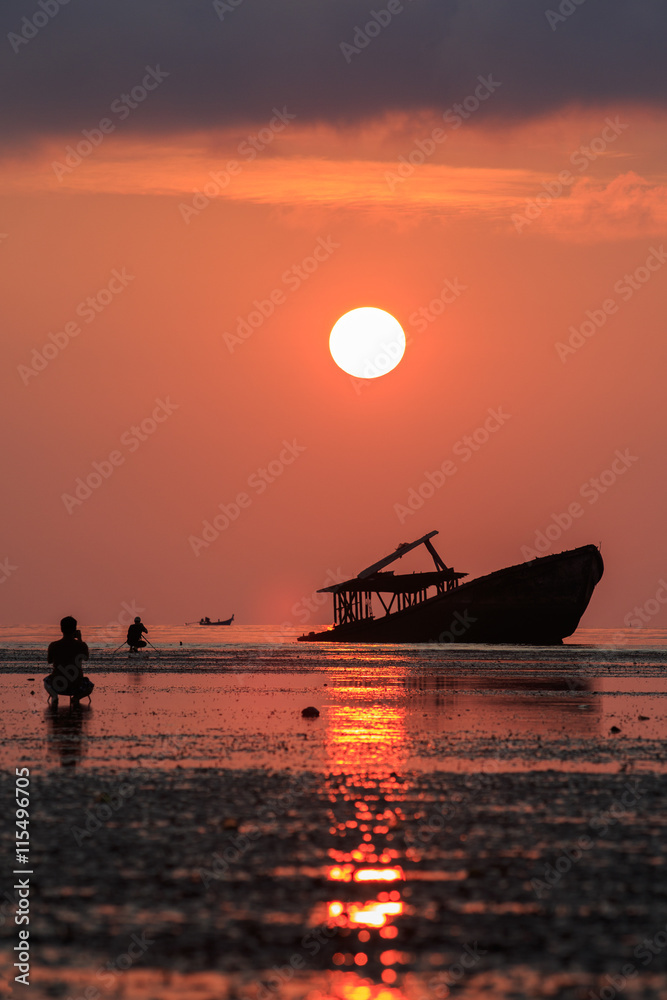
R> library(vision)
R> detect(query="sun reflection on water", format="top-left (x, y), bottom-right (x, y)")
top-left (327, 894), bottom-right (405, 928)
top-left (325, 672), bottom-right (407, 777)
top-left (309, 970), bottom-right (406, 998)
top-left (318, 668), bottom-right (414, 991)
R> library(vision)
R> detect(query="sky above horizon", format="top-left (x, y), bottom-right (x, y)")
top-left (2, 0), bottom-right (666, 630)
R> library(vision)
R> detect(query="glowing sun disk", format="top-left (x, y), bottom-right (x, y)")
top-left (329, 307), bottom-right (406, 379)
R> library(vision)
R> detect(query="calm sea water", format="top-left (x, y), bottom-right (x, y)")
top-left (2, 623), bottom-right (667, 651)
top-left (2, 624), bottom-right (667, 678)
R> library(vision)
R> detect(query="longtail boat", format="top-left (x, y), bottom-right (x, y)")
top-left (186, 615), bottom-right (235, 626)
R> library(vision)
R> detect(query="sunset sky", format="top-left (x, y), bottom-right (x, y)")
top-left (2, 0), bottom-right (666, 629)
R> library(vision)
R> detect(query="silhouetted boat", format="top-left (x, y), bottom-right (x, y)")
top-left (190, 615), bottom-right (234, 626)
top-left (297, 531), bottom-right (603, 644)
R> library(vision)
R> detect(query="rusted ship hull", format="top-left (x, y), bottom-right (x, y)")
top-left (298, 545), bottom-right (603, 644)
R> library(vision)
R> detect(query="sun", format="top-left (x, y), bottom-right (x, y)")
top-left (329, 307), bottom-right (406, 379)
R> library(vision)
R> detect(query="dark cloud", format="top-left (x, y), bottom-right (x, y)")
top-left (1, 0), bottom-right (665, 143)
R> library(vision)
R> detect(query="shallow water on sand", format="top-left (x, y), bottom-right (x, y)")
top-left (4, 664), bottom-right (667, 774)
top-left (2, 629), bottom-right (667, 999)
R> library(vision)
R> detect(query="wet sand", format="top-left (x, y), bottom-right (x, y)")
top-left (2, 638), bottom-right (667, 999)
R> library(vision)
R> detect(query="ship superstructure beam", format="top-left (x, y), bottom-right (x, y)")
top-left (357, 530), bottom-right (441, 579)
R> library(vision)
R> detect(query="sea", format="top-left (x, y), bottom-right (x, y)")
top-left (2, 625), bottom-right (667, 998)
top-left (3, 622), bottom-right (667, 654)
top-left (2, 624), bottom-right (667, 772)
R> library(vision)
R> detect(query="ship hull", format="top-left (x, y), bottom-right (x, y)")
top-left (298, 545), bottom-right (603, 644)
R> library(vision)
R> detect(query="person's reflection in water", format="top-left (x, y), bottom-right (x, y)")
top-left (127, 668), bottom-right (144, 689)
top-left (45, 701), bottom-right (91, 768)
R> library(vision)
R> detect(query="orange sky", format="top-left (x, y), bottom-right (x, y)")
top-left (2, 105), bottom-right (666, 628)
